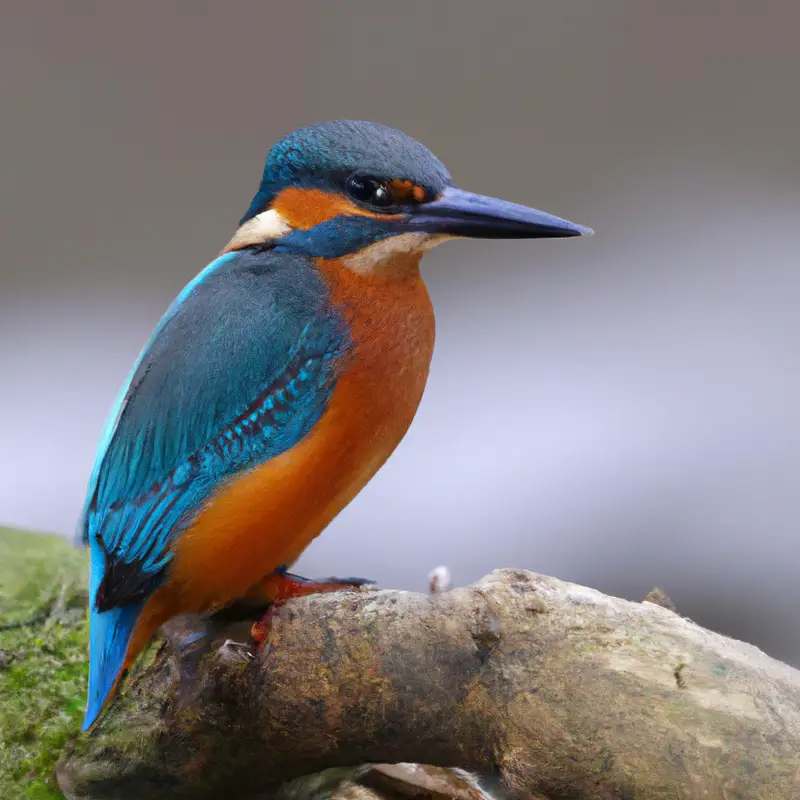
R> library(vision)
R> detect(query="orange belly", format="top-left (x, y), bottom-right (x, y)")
top-left (165, 379), bottom-right (414, 610)
top-left (127, 257), bottom-right (435, 658)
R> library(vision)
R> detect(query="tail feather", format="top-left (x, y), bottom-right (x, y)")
top-left (83, 603), bottom-right (142, 731)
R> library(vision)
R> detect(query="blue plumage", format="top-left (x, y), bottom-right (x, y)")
top-left (240, 120), bottom-right (450, 224)
top-left (81, 247), bottom-right (349, 729)
top-left (84, 545), bottom-right (143, 730)
top-left (275, 215), bottom-right (403, 259)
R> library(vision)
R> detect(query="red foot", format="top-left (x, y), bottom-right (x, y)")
top-left (250, 602), bottom-right (285, 646)
top-left (250, 570), bottom-right (373, 646)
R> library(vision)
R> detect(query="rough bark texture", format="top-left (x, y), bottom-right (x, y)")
top-left (56, 568), bottom-right (800, 800)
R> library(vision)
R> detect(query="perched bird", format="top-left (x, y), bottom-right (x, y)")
top-left (79, 120), bottom-right (591, 731)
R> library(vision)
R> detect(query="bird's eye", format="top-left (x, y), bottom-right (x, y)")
top-left (346, 175), bottom-right (395, 208)
top-left (345, 175), bottom-right (427, 211)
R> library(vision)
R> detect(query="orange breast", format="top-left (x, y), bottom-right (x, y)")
top-left (139, 254), bottom-right (435, 631)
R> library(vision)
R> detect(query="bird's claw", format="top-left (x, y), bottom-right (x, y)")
top-left (251, 600), bottom-right (290, 647)
top-left (250, 570), bottom-right (377, 647)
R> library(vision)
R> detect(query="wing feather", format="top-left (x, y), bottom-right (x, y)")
top-left (81, 248), bottom-right (349, 611)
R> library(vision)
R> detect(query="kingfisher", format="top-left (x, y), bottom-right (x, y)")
top-left (79, 120), bottom-right (591, 731)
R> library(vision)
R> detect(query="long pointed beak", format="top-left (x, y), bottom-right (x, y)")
top-left (405, 186), bottom-right (593, 239)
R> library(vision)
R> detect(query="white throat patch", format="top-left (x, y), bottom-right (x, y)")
top-left (342, 232), bottom-right (449, 274)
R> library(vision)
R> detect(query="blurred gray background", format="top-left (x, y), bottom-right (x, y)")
top-left (2, 2), bottom-right (799, 664)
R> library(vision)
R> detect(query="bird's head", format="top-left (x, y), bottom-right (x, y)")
top-left (224, 120), bottom-right (591, 272)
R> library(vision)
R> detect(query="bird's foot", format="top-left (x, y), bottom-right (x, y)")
top-left (250, 603), bottom-right (285, 647)
top-left (250, 568), bottom-right (375, 646)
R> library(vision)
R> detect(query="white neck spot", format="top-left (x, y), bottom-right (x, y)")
top-left (221, 209), bottom-right (292, 254)
top-left (342, 232), bottom-right (449, 274)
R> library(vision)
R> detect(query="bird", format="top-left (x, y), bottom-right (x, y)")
top-left (78, 119), bottom-right (591, 731)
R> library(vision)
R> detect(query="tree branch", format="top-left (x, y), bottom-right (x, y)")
top-left (56, 569), bottom-right (800, 799)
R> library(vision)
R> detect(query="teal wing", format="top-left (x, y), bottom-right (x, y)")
top-left (82, 248), bottom-right (349, 612)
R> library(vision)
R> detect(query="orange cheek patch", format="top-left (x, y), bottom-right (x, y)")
top-left (271, 187), bottom-right (401, 230)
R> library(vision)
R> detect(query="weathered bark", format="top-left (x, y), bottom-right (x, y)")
top-left (57, 569), bottom-right (800, 800)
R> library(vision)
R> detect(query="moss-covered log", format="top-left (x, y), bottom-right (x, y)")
top-left (0, 528), bottom-right (89, 800)
top-left (53, 561), bottom-right (800, 799)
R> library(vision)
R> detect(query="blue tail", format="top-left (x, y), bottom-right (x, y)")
top-left (83, 602), bottom-right (142, 730)
top-left (83, 545), bottom-right (144, 730)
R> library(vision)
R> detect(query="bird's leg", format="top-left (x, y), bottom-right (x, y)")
top-left (250, 566), bottom-right (374, 646)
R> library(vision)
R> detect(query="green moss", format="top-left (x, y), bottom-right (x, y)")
top-left (0, 527), bottom-right (89, 800)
